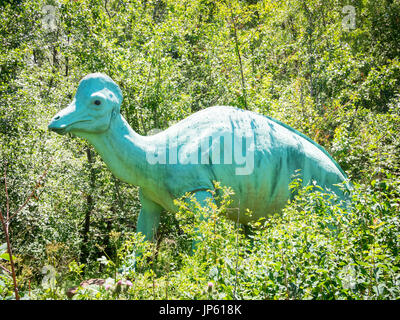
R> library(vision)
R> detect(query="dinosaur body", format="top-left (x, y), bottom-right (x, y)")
top-left (48, 73), bottom-right (349, 241)
top-left (141, 106), bottom-right (349, 224)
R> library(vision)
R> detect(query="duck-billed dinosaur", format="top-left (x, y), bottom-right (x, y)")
top-left (48, 73), bottom-right (350, 244)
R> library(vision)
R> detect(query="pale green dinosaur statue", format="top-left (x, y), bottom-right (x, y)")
top-left (48, 73), bottom-right (350, 243)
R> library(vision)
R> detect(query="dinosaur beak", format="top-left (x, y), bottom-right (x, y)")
top-left (48, 101), bottom-right (80, 135)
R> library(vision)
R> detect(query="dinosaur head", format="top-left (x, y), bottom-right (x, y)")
top-left (48, 73), bottom-right (123, 136)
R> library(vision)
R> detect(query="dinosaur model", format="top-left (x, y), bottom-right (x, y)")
top-left (48, 73), bottom-right (350, 243)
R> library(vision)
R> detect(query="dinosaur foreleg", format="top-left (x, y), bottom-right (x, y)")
top-left (136, 191), bottom-right (163, 242)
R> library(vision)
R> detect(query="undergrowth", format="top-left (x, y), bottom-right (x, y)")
top-left (3, 176), bottom-right (398, 300)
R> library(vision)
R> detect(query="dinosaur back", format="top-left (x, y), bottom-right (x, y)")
top-left (263, 115), bottom-right (348, 180)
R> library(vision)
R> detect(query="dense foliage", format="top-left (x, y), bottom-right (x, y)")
top-left (0, 0), bottom-right (399, 300)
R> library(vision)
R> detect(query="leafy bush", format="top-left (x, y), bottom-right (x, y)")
top-left (1, 0), bottom-right (400, 300)
top-left (15, 178), bottom-right (397, 301)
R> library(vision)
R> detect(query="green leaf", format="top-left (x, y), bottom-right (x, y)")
top-left (0, 252), bottom-right (14, 261)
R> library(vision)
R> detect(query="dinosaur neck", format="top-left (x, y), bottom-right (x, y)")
top-left (82, 114), bottom-right (152, 187)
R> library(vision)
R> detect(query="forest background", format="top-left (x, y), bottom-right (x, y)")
top-left (0, 0), bottom-right (399, 300)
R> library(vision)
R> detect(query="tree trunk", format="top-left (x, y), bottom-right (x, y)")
top-left (80, 146), bottom-right (96, 264)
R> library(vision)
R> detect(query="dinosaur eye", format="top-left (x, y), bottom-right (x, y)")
top-left (94, 100), bottom-right (101, 106)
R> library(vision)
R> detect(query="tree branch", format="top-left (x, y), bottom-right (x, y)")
top-left (0, 158), bottom-right (52, 300)
top-left (4, 163), bottom-right (9, 221)
top-left (227, 3), bottom-right (248, 110)
top-left (0, 208), bottom-right (19, 300)
top-left (0, 262), bottom-right (12, 275)
top-left (9, 158), bottom-right (52, 221)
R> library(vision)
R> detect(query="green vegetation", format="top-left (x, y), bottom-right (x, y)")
top-left (1, 0), bottom-right (399, 300)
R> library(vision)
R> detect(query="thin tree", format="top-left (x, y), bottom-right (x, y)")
top-left (0, 160), bottom-right (51, 300)
top-left (226, 1), bottom-right (248, 110)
